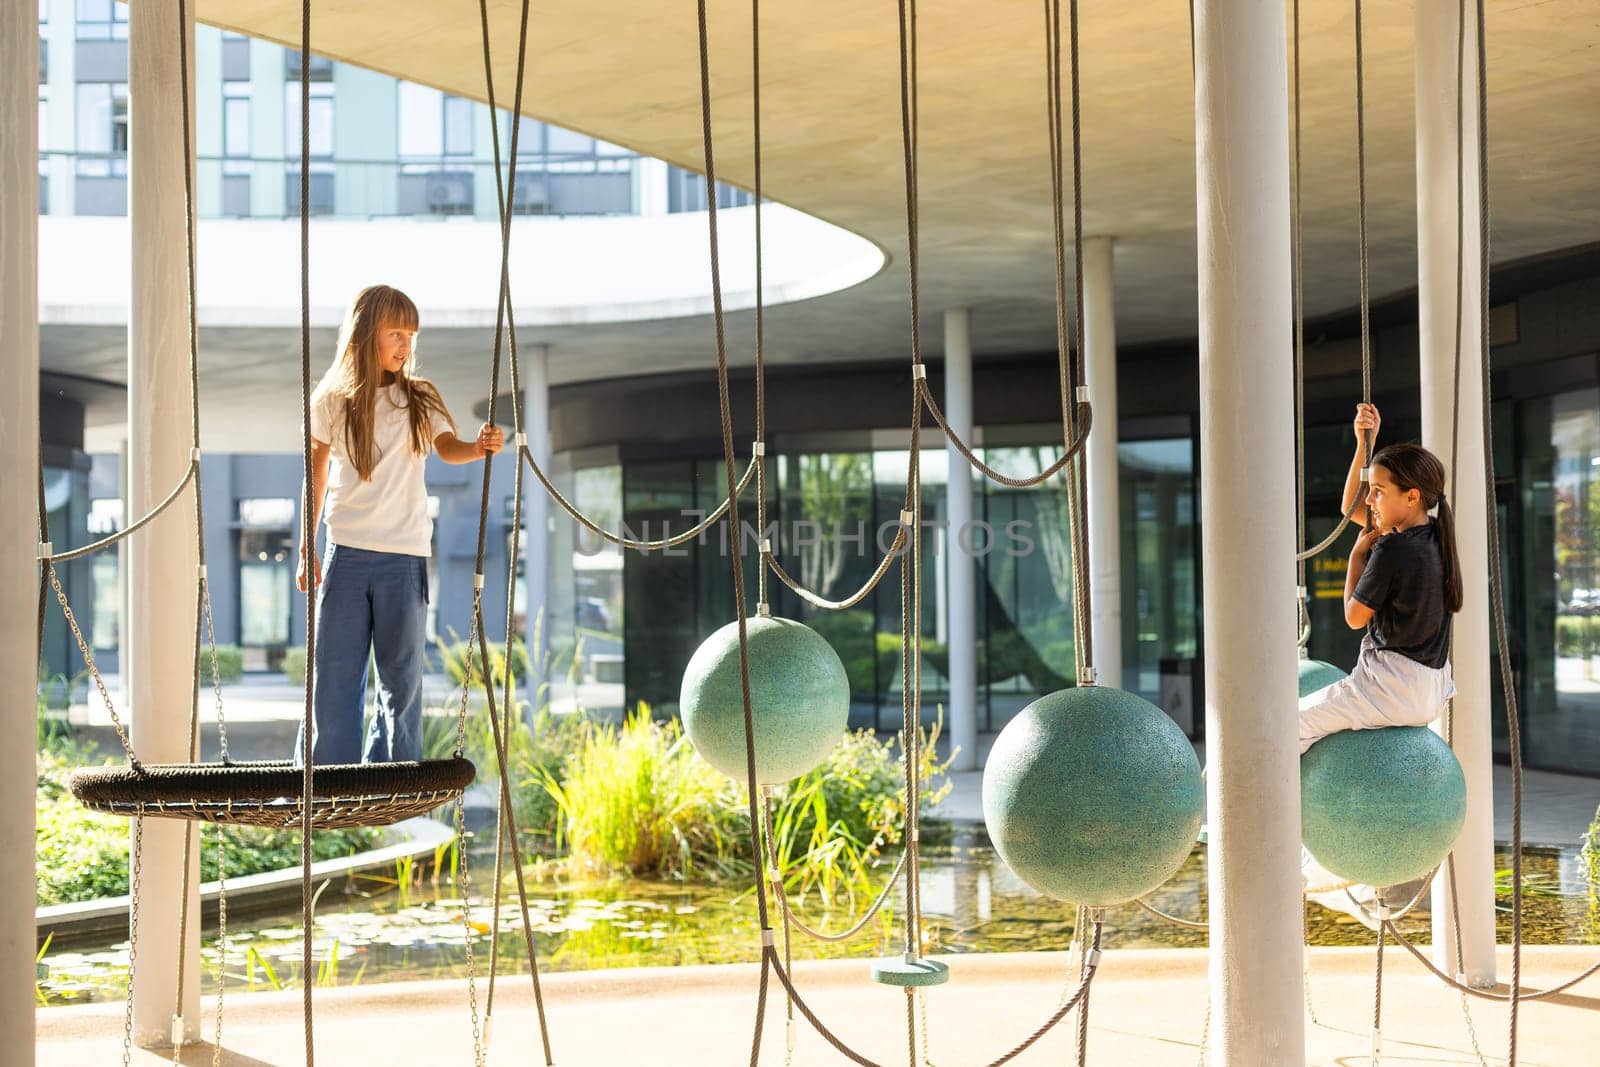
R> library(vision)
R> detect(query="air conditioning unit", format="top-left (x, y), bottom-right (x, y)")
top-left (511, 178), bottom-right (549, 214)
top-left (425, 174), bottom-right (472, 213)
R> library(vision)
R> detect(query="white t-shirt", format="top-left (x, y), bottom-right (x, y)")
top-left (311, 383), bottom-right (453, 558)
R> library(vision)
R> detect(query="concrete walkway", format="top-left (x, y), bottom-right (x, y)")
top-left (36, 947), bottom-right (1600, 1065)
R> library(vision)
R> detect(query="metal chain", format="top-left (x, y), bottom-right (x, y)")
top-left (47, 562), bottom-right (139, 766)
top-left (917, 987), bottom-right (934, 1067)
top-left (756, 792), bottom-right (797, 1067)
top-left (200, 575), bottom-right (230, 762)
top-left (454, 796), bottom-right (486, 1066)
top-left (453, 602), bottom-right (484, 759)
top-left (1372, 916), bottom-right (1386, 1065)
top-left (212, 824), bottom-right (226, 1067)
top-left (178, 824), bottom-right (227, 1067)
top-left (122, 815), bottom-right (145, 1067)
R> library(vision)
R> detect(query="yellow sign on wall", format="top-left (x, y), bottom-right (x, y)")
top-left (1311, 555), bottom-right (1347, 600)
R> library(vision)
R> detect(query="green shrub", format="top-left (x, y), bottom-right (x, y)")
top-left (206, 644), bottom-right (244, 684)
top-left (435, 629), bottom-right (531, 690)
top-left (539, 702), bottom-right (951, 893)
top-left (543, 707), bottom-right (750, 881)
top-left (35, 751), bottom-right (379, 907)
top-left (283, 647), bottom-right (307, 686)
top-left (1556, 614), bottom-right (1600, 658)
top-left (1582, 804), bottom-right (1600, 931)
top-left (767, 712), bottom-right (952, 910)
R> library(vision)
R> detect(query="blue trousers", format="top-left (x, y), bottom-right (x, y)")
top-left (296, 544), bottom-right (429, 765)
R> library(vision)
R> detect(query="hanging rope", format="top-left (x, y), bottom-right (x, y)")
top-left (520, 447), bottom-right (757, 551)
top-left (692, 6), bottom-right (775, 1066)
top-left (1291, 0), bottom-right (1311, 650)
top-left (1468, 0), bottom-right (1527, 1057)
top-left (752, 0), bottom-right (771, 614)
top-left (1295, 0), bottom-right (1377, 564)
top-left (895, 0), bottom-right (927, 992)
top-left (467, 0), bottom-right (555, 1059)
top-left (763, 524), bottom-right (907, 609)
top-left (295, 0), bottom-right (317, 1057)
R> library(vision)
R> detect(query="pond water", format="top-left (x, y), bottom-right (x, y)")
top-left (38, 824), bottom-right (1599, 1006)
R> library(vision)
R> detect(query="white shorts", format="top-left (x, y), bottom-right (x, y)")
top-left (1298, 635), bottom-right (1455, 754)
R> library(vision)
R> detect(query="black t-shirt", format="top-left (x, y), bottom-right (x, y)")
top-left (1351, 522), bottom-right (1452, 669)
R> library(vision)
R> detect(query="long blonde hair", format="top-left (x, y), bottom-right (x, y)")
top-left (314, 285), bottom-right (453, 481)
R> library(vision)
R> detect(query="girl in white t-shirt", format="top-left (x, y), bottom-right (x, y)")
top-left (295, 284), bottom-right (503, 764)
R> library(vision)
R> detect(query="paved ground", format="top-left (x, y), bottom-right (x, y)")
top-left (36, 947), bottom-right (1600, 1066)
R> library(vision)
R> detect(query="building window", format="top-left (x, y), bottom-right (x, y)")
top-left (283, 47), bottom-right (333, 81)
top-left (237, 498), bottom-right (296, 671)
top-left (88, 499), bottom-right (122, 653)
top-left (667, 167), bottom-right (754, 213)
top-left (398, 84), bottom-right (475, 216)
top-left (75, 0), bottom-right (128, 40)
top-left (239, 497), bottom-right (295, 527)
top-left (222, 82), bottom-right (251, 171)
top-left (38, 89), bottom-right (48, 177)
top-left (283, 82), bottom-right (334, 158)
top-left (283, 81), bottom-right (334, 215)
top-left (75, 81), bottom-right (128, 177)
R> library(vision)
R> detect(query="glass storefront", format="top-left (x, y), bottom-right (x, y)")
top-left (1118, 437), bottom-right (1200, 729)
top-left (611, 428), bottom-right (1205, 737)
top-left (236, 497), bottom-right (296, 672)
top-left (1512, 384), bottom-right (1600, 773)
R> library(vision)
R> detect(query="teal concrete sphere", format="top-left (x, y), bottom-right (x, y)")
top-left (1298, 658), bottom-right (1348, 698)
top-left (1301, 726), bottom-right (1466, 886)
top-left (680, 616), bottom-right (850, 785)
top-left (982, 686), bottom-right (1204, 906)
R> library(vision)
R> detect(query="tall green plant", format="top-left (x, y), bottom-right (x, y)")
top-left (767, 712), bottom-right (951, 910)
top-left (542, 706), bottom-right (750, 881)
top-left (1581, 803), bottom-right (1600, 933)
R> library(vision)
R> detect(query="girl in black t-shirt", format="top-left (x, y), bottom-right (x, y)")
top-left (1298, 406), bottom-right (1465, 754)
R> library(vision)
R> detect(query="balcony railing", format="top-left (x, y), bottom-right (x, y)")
top-left (36, 149), bottom-right (750, 221)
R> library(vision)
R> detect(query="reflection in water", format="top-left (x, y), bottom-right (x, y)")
top-left (38, 829), bottom-right (1596, 1006)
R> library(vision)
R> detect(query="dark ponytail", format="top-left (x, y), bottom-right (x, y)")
top-left (1370, 443), bottom-right (1464, 614)
top-left (1433, 496), bottom-right (1464, 613)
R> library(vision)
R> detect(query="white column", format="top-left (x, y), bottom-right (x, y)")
top-left (1, 4), bottom-right (41, 1060)
top-left (1083, 237), bottom-right (1123, 690)
top-left (1194, 3), bottom-right (1305, 1064)
top-left (636, 157), bottom-right (671, 217)
top-left (943, 308), bottom-right (978, 772)
top-left (128, 0), bottom-right (202, 1047)
top-left (1416, 0), bottom-right (1497, 988)
top-left (524, 344), bottom-right (552, 690)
